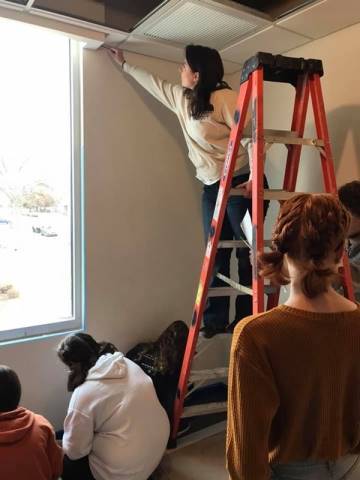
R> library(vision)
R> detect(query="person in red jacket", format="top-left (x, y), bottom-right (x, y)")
top-left (0, 365), bottom-right (63, 480)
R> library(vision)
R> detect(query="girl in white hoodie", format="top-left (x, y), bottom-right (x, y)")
top-left (58, 333), bottom-right (170, 480)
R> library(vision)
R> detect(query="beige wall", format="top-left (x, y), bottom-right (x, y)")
top-left (0, 50), bottom-right (203, 429)
top-left (85, 49), bottom-right (204, 348)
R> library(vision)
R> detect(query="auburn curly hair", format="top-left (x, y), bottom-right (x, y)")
top-left (258, 193), bottom-right (350, 298)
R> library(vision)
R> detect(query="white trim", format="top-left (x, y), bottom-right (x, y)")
top-left (0, 319), bottom-right (80, 343)
top-left (0, 38), bottom-right (84, 345)
top-left (71, 40), bottom-right (85, 334)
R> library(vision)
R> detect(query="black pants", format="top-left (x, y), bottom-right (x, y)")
top-left (202, 173), bottom-right (269, 330)
top-left (62, 455), bottom-right (95, 480)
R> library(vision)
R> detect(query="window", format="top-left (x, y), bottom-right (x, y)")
top-left (0, 19), bottom-right (84, 342)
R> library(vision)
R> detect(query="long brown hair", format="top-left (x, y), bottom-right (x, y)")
top-left (259, 194), bottom-right (350, 298)
top-left (184, 44), bottom-right (231, 119)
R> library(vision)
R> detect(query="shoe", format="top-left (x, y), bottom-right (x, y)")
top-left (177, 418), bottom-right (191, 436)
top-left (200, 325), bottom-right (227, 339)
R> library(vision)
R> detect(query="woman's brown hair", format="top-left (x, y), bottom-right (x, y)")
top-left (57, 333), bottom-right (118, 392)
top-left (259, 193), bottom-right (350, 298)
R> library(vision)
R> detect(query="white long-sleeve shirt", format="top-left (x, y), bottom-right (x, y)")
top-left (62, 352), bottom-right (170, 480)
top-left (122, 62), bottom-right (250, 185)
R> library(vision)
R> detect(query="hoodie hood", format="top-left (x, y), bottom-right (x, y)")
top-left (0, 407), bottom-right (35, 444)
top-left (87, 352), bottom-right (127, 381)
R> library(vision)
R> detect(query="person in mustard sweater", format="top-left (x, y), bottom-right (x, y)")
top-left (227, 193), bottom-right (360, 480)
top-left (108, 45), bottom-right (269, 338)
top-left (0, 365), bottom-right (63, 480)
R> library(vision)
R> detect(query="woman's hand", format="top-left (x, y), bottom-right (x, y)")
top-left (237, 179), bottom-right (252, 198)
top-left (108, 48), bottom-right (125, 65)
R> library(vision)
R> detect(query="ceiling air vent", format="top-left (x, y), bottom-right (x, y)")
top-left (132, 0), bottom-right (271, 50)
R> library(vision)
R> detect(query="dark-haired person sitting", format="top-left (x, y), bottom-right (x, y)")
top-left (339, 180), bottom-right (360, 301)
top-left (0, 365), bottom-right (63, 480)
top-left (58, 333), bottom-right (169, 480)
top-left (227, 194), bottom-right (360, 480)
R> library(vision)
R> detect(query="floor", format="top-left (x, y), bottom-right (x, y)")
top-left (155, 433), bottom-right (228, 480)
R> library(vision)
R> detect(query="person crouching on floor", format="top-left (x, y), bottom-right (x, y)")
top-left (58, 332), bottom-right (170, 480)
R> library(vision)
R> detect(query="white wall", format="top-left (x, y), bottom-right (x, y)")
top-left (0, 50), bottom-right (203, 429)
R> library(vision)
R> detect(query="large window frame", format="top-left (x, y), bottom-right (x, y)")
top-left (0, 39), bottom-right (84, 344)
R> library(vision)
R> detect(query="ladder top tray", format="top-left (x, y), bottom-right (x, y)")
top-left (240, 52), bottom-right (324, 86)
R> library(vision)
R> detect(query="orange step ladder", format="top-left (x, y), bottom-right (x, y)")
top-left (170, 52), bottom-right (355, 445)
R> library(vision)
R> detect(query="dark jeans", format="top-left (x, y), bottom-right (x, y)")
top-left (202, 173), bottom-right (269, 330)
top-left (62, 455), bottom-right (95, 480)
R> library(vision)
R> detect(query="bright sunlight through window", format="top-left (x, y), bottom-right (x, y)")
top-left (0, 19), bottom-right (83, 342)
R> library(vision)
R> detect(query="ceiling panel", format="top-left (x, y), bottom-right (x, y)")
top-left (277, 0), bottom-right (360, 39)
top-left (133, 0), bottom-right (271, 51)
top-left (104, 0), bottom-right (163, 32)
top-left (221, 25), bottom-right (310, 64)
top-left (231, 0), bottom-right (317, 18)
top-left (30, 0), bottom-right (163, 32)
top-left (33, 0), bottom-right (105, 24)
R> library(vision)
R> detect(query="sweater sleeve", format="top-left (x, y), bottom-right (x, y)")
top-left (62, 409), bottom-right (94, 460)
top-left (226, 326), bottom-right (279, 480)
top-left (122, 62), bottom-right (183, 113)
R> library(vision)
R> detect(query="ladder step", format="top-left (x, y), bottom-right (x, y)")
top-left (243, 129), bottom-right (324, 146)
top-left (218, 240), bottom-right (272, 248)
top-left (211, 286), bottom-right (277, 297)
top-left (182, 402), bottom-right (227, 418)
top-left (216, 274), bottom-right (253, 295)
top-left (230, 188), bottom-right (303, 201)
top-left (218, 239), bottom-right (248, 249)
top-left (211, 274), bottom-right (277, 296)
top-left (189, 367), bottom-right (229, 383)
top-left (208, 286), bottom-right (251, 297)
top-left (264, 189), bottom-right (303, 200)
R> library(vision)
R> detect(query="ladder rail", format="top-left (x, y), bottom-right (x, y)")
top-left (309, 74), bottom-right (337, 194)
top-left (251, 67), bottom-right (265, 314)
top-left (171, 77), bottom-right (253, 440)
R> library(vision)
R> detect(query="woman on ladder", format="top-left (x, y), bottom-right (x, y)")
top-left (109, 45), bottom-right (269, 338)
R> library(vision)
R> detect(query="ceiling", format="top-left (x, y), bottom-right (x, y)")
top-left (1, 0), bottom-right (360, 73)
top-left (231, 0), bottom-right (316, 18)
